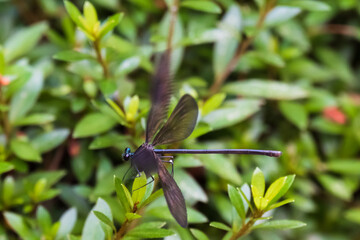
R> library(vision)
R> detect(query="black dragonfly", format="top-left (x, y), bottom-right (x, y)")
top-left (122, 51), bottom-right (281, 228)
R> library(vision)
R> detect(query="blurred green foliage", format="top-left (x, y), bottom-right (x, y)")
top-left (0, 0), bottom-right (360, 239)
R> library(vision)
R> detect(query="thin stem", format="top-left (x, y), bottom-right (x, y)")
top-left (209, 1), bottom-right (276, 94)
top-left (94, 39), bottom-right (109, 78)
top-left (167, 0), bottom-right (179, 51)
top-left (114, 219), bottom-right (129, 240)
top-left (229, 211), bottom-right (263, 240)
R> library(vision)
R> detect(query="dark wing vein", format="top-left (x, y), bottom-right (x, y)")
top-left (145, 51), bottom-right (172, 143)
top-left (152, 94), bottom-right (198, 146)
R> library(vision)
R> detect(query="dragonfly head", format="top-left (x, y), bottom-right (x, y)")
top-left (122, 147), bottom-right (133, 161)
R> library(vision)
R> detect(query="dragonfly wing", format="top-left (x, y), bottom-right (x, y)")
top-left (157, 159), bottom-right (187, 227)
top-left (146, 51), bottom-right (172, 143)
top-left (152, 94), bottom-right (198, 146)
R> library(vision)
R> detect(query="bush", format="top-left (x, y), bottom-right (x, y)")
top-left (0, 0), bottom-right (359, 239)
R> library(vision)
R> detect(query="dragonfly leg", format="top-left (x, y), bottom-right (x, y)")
top-left (122, 164), bottom-right (133, 183)
top-left (133, 175), bottom-right (155, 192)
top-left (160, 156), bottom-right (174, 177)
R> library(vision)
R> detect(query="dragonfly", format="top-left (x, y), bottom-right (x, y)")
top-left (122, 51), bottom-right (281, 228)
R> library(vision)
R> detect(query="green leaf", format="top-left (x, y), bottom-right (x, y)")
top-left (267, 198), bottom-right (295, 211)
top-left (98, 13), bottom-right (124, 39)
top-left (36, 206), bottom-right (52, 234)
top-left (0, 47), bottom-right (5, 74)
top-left (32, 129), bottom-right (70, 153)
top-left (0, 162), bottom-right (14, 175)
top-left (147, 206), bottom-right (208, 224)
top-left (126, 226), bottom-right (174, 238)
top-left (279, 101), bottom-right (308, 130)
top-left (251, 168), bottom-right (265, 198)
top-left (114, 176), bottom-right (132, 212)
top-left (199, 154), bottom-right (242, 185)
top-left (264, 177), bottom-right (287, 204)
top-left (345, 208), bottom-right (360, 224)
top-left (267, 175), bottom-right (295, 206)
top-left (281, 0), bottom-right (331, 11)
top-left (251, 168), bottom-right (265, 209)
top-left (124, 95), bottom-right (139, 122)
top-left (125, 212), bottom-right (142, 221)
top-left (4, 212), bottom-right (38, 240)
top-left (202, 93), bottom-right (226, 116)
top-left (64, 1), bottom-right (86, 30)
top-left (317, 174), bottom-right (352, 201)
top-left (223, 80), bottom-right (308, 100)
top-left (105, 98), bottom-right (126, 120)
top-left (56, 208), bottom-right (77, 240)
top-left (73, 113), bottom-right (117, 138)
top-left (310, 117), bottom-right (344, 135)
top-left (253, 51), bottom-right (285, 68)
top-left (190, 228), bottom-right (209, 240)
top-left (83, 1), bottom-right (98, 28)
top-left (252, 220), bottom-right (306, 230)
top-left (132, 173), bottom-right (147, 204)
top-left (203, 99), bottom-right (262, 130)
top-left (327, 160), bottom-right (360, 175)
top-left (174, 169), bottom-right (208, 203)
top-left (9, 68), bottom-right (44, 123)
top-left (209, 221), bottom-right (231, 231)
top-left (53, 50), bottom-right (94, 62)
top-left (93, 211), bottom-right (116, 232)
top-left (265, 7), bottom-right (301, 27)
top-left (13, 113), bottom-right (55, 126)
top-left (213, 4), bottom-right (242, 79)
top-left (81, 198), bottom-right (112, 240)
top-left (139, 188), bottom-right (163, 208)
top-left (89, 132), bottom-right (129, 150)
top-left (4, 22), bottom-right (48, 62)
top-left (228, 185), bottom-right (245, 220)
top-left (10, 139), bottom-right (41, 162)
top-left (115, 56), bottom-right (141, 76)
top-left (181, 1), bottom-right (221, 14)
top-left (315, 48), bottom-right (354, 83)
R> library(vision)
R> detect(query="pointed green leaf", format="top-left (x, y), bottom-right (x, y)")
top-left (53, 50), bottom-right (94, 62)
top-left (267, 175), bottom-right (295, 206)
top-left (132, 173), bottom-right (147, 204)
top-left (251, 168), bottom-right (265, 198)
top-left (98, 13), bottom-right (124, 39)
top-left (73, 113), bottom-right (117, 138)
top-left (279, 101), bottom-right (308, 130)
top-left (139, 188), bottom-right (163, 208)
top-left (56, 208), bottom-right (77, 240)
top-left (228, 185), bottom-right (245, 220)
top-left (209, 221), bottom-right (231, 231)
top-left (4, 212), bottom-right (38, 240)
top-left (93, 211), bottom-right (116, 232)
top-left (64, 1), bottom-right (86, 30)
top-left (125, 212), bottom-right (142, 221)
top-left (181, 1), bottom-right (221, 14)
top-left (4, 22), bottom-right (48, 62)
top-left (202, 93), bottom-right (226, 116)
top-left (83, 1), bottom-right (98, 28)
top-left (267, 198), bottom-right (295, 211)
top-left (252, 220), bottom-right (306, 230)
top-left (81, 198), bottom-right (112, 240)
top-left (114, 176), bottom-right (131, 212)
top-left (10, 139), bottom-right (41, 162)
top-left (223, 80), bottom-right (308, 100)
top-left (9, 68), bottom-right (44, 123)
top-left (0, 162), bottom-right (14, 175)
